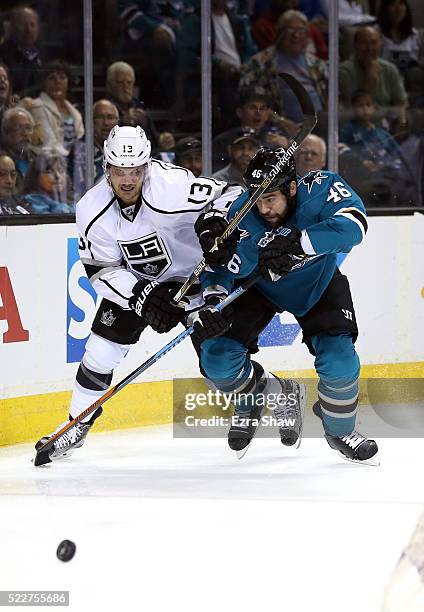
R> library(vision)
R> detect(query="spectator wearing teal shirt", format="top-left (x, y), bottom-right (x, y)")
top-left (340, 90), bottom-right (402, 172)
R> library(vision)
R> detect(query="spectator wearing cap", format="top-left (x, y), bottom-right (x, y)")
top-left (212, 129), bottom-right (261, 186)
top-left (26, 60), bottom-right (84, 156)
top-left (239, 9), bottom-right (328, 122)
top-left (212, 87), bottom-right (292, 170)
top-left (0, 7), bottom-right (44, 96)
top-left (174, 137), bottom-right (202, 177)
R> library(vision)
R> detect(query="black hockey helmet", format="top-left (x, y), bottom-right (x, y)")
top-left (243, 147), bottom-right (297, 196)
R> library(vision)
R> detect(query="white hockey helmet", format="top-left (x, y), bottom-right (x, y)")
top-left (103, 125), bottom-right (151, 170)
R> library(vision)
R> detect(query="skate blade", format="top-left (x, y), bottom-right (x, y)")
top-left (280, 384), bottom-right (306, 450)
top-left (295, 382), bottom-right (307, 449)
top-left (337, 451), bottom-right (380, 467)
top-left (236, 444), bottom-right (251, 460)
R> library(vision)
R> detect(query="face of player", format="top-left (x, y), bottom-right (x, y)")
top-left (45, 71), bottom-right (69, 102)
top-left (110, 70), bottom-right (135, 106)
top-left (230, 141), bottom-right (259, 173)
top-left (236, 100), bottom-right (270, 131)
top-left (178, 152), bottom-right (202, 177)
top-left (256, 181), bottom-right (297, 226)
top-left (0, 66), bottom-right (10, 104)
top-left (278, 17), bottom-right (309, 56)
top-left (109, 165), bottom-right (145, 204)
top-left (0, 155), bottom-right (17, 197)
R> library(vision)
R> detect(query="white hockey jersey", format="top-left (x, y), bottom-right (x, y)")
top-left (76, 159), bottom-right (243, 309)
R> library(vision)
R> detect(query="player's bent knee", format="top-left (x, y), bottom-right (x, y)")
top-left (200, 336), bottom-right (247, 381)
top-left (82, 333), bottom-right (131, 374)
top-left (312, 333), bottom-right (360, 384)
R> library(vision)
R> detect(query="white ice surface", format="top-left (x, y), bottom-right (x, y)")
top-left (0, 427), bottom-right (423, 611)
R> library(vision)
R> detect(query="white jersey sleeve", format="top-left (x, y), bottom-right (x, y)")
top-left (76, 180), bottom-right (138, 309)
top-left (186, 174), bottom-right (243, 214)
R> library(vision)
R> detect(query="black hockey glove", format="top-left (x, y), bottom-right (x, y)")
top-left (194, 210), bottom-right (238, 266)
top-left (186, 295), bottom-right (233, 344)
top-left (258, 226), bottom-right (306, 281)
top-left (129, 280), bottom-right (185, 333)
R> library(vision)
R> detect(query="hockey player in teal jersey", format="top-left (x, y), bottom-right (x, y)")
top-left (190, 147), bottom-right (378, 462)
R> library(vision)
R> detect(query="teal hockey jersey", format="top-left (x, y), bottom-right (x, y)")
top-left (202, 170), bottom-right (368, 316)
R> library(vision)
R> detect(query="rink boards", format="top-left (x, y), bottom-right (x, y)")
top-left (1, 215), bottom-right (423, 445)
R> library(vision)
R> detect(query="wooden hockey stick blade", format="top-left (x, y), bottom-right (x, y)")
top-left (172, 73), bottom-right (317, 305)
top-left (33, 274), bottom-right (261, 466)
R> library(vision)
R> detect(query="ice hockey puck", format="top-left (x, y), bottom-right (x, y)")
top-left (56, 540), bottom-right (76, 562)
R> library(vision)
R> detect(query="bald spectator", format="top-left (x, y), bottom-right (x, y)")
top-left (295, 134), bottom-right (327, 176)
top-left (0, 107), bottom-right (36, 191)
top-left (93, 99), bottom-right (119, 181)
top-left (339, 26), bottom-right (408, 122)
top-left (212, 128), bottom-right (261, 186)
top-left (240, 10), bottom-right (328, 123)
top-left (0, 7), bottom-right (44, 96)
top-left (105, 61), bottom-right (159, 151)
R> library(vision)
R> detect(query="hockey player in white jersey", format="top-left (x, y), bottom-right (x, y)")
top-left (35, 125), bottom-right (243, 462)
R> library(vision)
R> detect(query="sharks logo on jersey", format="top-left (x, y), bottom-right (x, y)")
top-left (118, 232), bottom-right (171, 278)
top-left (238, 229), bottom-right (250, 241)
top-left (299, 170), bottom-right (329, 194)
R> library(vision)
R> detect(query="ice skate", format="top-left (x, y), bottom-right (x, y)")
top-left (228, 402), bottom-right (264, 460)
top-left (313, 402), bottom-right (379, 465)
top-left (34, 407), bottom-right (103, 466)
top-left (272, 377), bottom-right (306, 448)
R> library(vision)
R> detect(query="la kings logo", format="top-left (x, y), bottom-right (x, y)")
top-left (100, 309), bottom-right (116, 326)
top-left (119, 232), bottom-right (171, 277)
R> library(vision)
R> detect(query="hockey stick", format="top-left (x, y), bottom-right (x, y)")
top-left (34, 273), bottom-right (261, 467)
top-left (171, 72), bottom-right (317, 306)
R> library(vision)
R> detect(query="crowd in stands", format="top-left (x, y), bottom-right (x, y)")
top-left (0, 0), bottom-right (423, 216)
